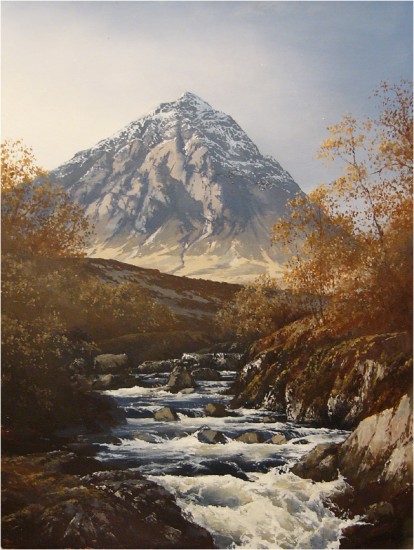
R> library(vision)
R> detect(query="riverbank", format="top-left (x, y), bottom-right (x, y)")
top-left (2, 451), bottom-right (215, 549)
top-left (2, 337), bottom-right (412, 549)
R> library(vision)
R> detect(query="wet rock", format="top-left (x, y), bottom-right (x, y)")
top-left (291, 443), bottom-right (339, 482)
top-left (262, 415), bottom-right (278, 423)
top-left (231, 331), bottom-right (412, 429)
top-left (338, 393), bottom-right (413, 490)
top-left (2, 453), bottom-right (215, 549)
top-left (204, 402), bottom-right (228, 417)
top-left (235, 431), bottom-right (266, 444)
top-left (132, 432), bottom-right (160, 443)
top-left (214, 353), bottom-right (242, 371)
top-left (134, 360), bottom-right (174, 374)
top-left (193, 368), bottom-right (222, 381)
top-left (181, 353), bottom-right (213, 369)
top-left (154, 407), bottom-right (180, 422)
top-left (265, 434), bottom-right (287, 445)
top-left (292, 395), bottom-right (413, 548)
top-left (166, 366), bottom-right (196, 393)
top-left (125, 407), bottom-right (153, 419)
top-left (197, 429), bottom-right (227, 444)
top-left (94, 353), bottom-right (130, 373)
top-left (181, 353), bottom-right (242, 371)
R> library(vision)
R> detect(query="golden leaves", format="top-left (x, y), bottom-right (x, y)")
top-left (271, 80), bottom-right (413, 334)
top-left (1, 140), bottom-right (93, 258)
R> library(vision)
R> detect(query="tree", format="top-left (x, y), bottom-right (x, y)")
top-left (272, 81), bottom-right (413, 335)
top-left (217, 275), bottom-right (308, 343)
top-left (1, 140), bottom-right (92, 256)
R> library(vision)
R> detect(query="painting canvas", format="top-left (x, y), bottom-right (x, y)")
top-left (1, 1), bottom-right (412, 549)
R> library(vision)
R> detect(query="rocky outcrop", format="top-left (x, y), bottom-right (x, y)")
top-left (166, 366), bottom-right (197, 393)
top-left (94, 354), bottom-right (130, 374)
top-left (265, 434), bottom-right (287, 445)
top-left (182, 352), bottom-right (242, 371)
top-left (204, 402), bottom-right (229, 417)
top-left (134, 360), bottom-right (175, 375)
top-left (235, 431), bottom-right (266, 444)
top-left (193, 368), bottom-right (222, 381)
top-left (154, 407), bottom-right (180, 422)
top-left (197, 429), bottom-right (227, 445)
top-left (232, 330), bottom-right (412, 429)
top-left (292, 394), bottom-right (413, 548)
top-left (2, 452), bottom-right (215, 549)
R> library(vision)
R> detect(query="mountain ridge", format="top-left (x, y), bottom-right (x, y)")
top-left (53, 92), bottom-right (303, 283)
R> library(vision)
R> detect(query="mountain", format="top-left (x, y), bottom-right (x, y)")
top-left (53, 92), bottom-right (303, 283)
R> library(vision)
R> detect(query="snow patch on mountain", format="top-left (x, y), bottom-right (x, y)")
top-left (53, 92), bottom-right (302, 283)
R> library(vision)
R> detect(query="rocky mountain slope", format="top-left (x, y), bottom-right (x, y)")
top-left (53, 92), bottom-right (303, 283)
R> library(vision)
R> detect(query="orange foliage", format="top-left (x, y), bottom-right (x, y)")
top-left (273, 81), bottom-right (413, 335)
top-left (1, 140), bottom-right (92, 257)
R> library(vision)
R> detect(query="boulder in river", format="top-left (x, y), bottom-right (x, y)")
top-left (193, 368), bottom-right (222, 381)
top-left (134, 360), bottom-right (174, 374)
top-left (94, 353), bottom-right (129, 373)
top-left (266, 434), bottom-right (287, 445)
top-left (235, 431), bottom-right (266, 444)
top-left (154, 407), bottom-right (180, 422)
top-left (166, 366), bottom-right (196, 393)
top-left (204, 402), bottom-right (228, 417)
top-left (131, 432), bottom-right (160, 443)
top-left (197, 429), bottom-right (227, 444)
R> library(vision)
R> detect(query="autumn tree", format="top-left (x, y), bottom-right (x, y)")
top-left (1, 141), bottom-right (180, 433)
top-left (1, 140), bottom-right (92, 256)
top-left (273, 81), bottom-right (413, 335)
top-left (217, 275), bottom-right (308, 343)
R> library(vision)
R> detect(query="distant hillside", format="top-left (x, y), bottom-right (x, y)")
top-left (20, 255), bottom-right (241, 363)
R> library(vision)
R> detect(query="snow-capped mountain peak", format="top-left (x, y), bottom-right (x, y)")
top-left (53, 94), bottom-right (303, 283)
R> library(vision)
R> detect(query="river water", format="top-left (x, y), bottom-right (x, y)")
top-left (99, 367), bottom-right (357, 549)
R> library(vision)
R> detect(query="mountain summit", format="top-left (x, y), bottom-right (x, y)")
top-left (53, 93), bottom-right (303, 283)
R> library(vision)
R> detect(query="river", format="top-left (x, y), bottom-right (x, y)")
top-left (98, 361), bottom-right (357, 549)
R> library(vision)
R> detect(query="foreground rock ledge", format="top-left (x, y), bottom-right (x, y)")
top-left (2, 452), bottom-right (215, 549)
top-left (291, 394), bottom-right (413, 549)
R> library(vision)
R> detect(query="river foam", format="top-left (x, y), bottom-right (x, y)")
top-left (99, 366), bottom-right (358, 547)
top-left (150, 471), bottom-right (359, 549)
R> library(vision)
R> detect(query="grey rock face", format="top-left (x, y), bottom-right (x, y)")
top-left (134, 360), bottom-right (174, 374)
top-left (154, 407), bottom-right (179, 422)
top-left (166, 366), bottom-right (196, 393)
top-left (235, 431), bottom-right (266, 444)
top-left (197, 429), bottom-right (227, 444)
top-left (204, 402), bottom-right (228, 417)
top-left (193, 368), bottom-right (222, 381)
top-left (52, 92), bottom-right (303, 283)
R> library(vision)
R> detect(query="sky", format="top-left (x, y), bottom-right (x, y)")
top-left (2, 1), bottom-right (412, 192)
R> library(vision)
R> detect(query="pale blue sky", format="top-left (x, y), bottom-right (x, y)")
top-left (2, 1), bottom-right (412, 191)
